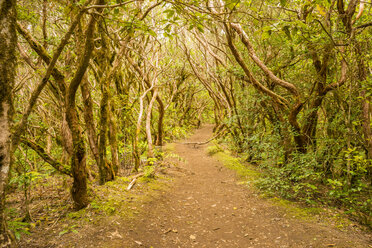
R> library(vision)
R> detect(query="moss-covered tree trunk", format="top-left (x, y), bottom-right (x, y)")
top-left (155, 99), bottom-right (164, 146)
top-left (98, 74), bottom-right (114, 184)
top-left (81, 78), bottom-right (100, 168)
top-left (0, 0), bottom-right (17, 246)
top-left (66, 0), bottom-right (104, 209)
top-left (146, 89), bottom-right (158, 159)
top-left (108, 105), bottom-right (119, 175)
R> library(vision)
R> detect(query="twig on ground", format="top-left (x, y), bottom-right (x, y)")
top-left (180, 129), bottom-right (227, 147)
top-left (126, 173), bottom-right (144, 190)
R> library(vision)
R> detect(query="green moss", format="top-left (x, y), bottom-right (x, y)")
top-left (206, 145), bottom-right (223, 156)
top-left (82, 169), bottom-right (172, 221)
top-left (270, 197), bottom-right (321, 220)
top-left (67, 209), bottom-right (87, 219)
top-left (268, 197), bottom-right (354, 229)
top-left (147, 177), bottom-right (169, 191)
top-left (208, 145), bottom-right (260, 182)
top-left (163, 143), bottom-right (176, 153)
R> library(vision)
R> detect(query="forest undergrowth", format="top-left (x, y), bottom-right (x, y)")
top-left (8, 126), bottom-right (371, 247)
top-left (207, 142), bottom-right (371, 230)
top-left (1, 0), bottom-right (371, 246)
top-left (210, 133), bottom-right (372, 229)
top-left (8, 143), bottom-right (180, 246)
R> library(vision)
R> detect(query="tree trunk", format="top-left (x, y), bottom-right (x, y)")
top-left (288, 101), bottom-right (306, 153)
top-left (0, 0), bottom-right (17, 246)
top-left (66, 0), bottom-right (104, 209)
top-left (146, 89), bottom-right (158, 159)
top-left (108, 106), bottom-right (119, 175)
top-left (66, 105), bottom-right (89, 209)
top-left (98, 75), bottom-right (114, 184)
top-left (133, 83), bottom-right (155, 171)
top-left (155, 99), bottom-right (165, 146)
top-left (355, 42), bottom-right (372, 181)
top-left (301, 93), bottom-right (326, 149)
top-left (61, 113), bottom-right (73, 164)
top-left (355, 43), bottom-right (372, 160)
top-left (81, 78), bottom-right (100, 167)
top-left (96, 37), bottom-right (127, 182)
top-left (361, 91), bottom-right (372, 158)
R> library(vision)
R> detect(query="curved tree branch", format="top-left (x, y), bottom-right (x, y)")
top-left (21, 138), bottom-right (72, 176)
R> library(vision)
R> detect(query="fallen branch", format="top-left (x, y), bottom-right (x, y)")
top-left (126, 172), bottom-right (144, 190)
top-left (181, 128), bottom-right (227, 146)
top-left (21, 137), bottom-right (72, 176)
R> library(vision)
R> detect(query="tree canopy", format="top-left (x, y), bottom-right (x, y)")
top-left (0, 0), bottom-right (371, 245)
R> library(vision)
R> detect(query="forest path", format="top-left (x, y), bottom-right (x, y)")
top-left (106, 125), bottom-right (370, 248)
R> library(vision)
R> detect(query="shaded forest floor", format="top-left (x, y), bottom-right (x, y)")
top-left (17, 125), bottom-right (371, 247)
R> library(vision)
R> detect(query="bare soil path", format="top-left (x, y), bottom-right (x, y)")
top-left (98, 125), bottom-right (370, 248)
top-left (46, 125), bottom-right (370, 248)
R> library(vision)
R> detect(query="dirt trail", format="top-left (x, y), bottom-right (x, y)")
top-left (100, 125), bottom-right (370, 247)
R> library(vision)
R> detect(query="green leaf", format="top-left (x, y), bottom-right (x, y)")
top-left (76, 0), bottom-right (88, 6)
top-left (261, 31), bottom-right (270, 40)
top-left (15, 232), bottom-right (21, 240)
top-left (262, 25), bottom-right (271, 32)
top-left (148, 29), bottom-right (157, 37)
top-left (167, 10), bottom-right (175, 19)
top-left (59, 229), bottom-right (69, 236)
top-left (196, 24), bottom-right (204, 33)
top-left (282, 26), bottom-right (292, 40)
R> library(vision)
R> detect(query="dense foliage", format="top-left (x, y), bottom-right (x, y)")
top-left (0, 0), bottom-right (371, 245)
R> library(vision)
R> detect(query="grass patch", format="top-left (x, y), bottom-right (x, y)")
top-left (67, 209), bottom-right (87, 219)
top-left (206, 144), bottom-right (223, 156)
top-left (163, 143), bottom-right (176, 153)
top-left (207, 144), bottom-right (359, 230)
top-left (207, 144), bottom-right (260, 183)
top-left (269, 196), bottom-right (356, 228)
top-left (90, 172), bottom-right (170, 218)
top-left (52, 167), bottom-right (173, 242)
top-left (270, 197), bottom-right (323, 220)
